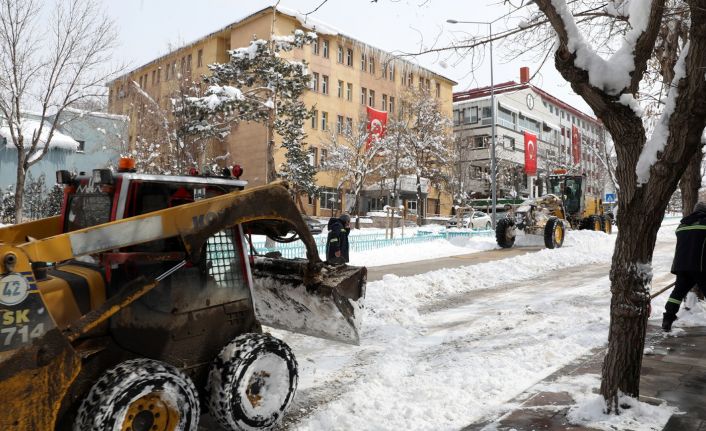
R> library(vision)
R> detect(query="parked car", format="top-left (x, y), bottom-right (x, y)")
top-left (302, 215), bottom-right (325, 234)
top-left (446, 211), bottom-right (492, 229)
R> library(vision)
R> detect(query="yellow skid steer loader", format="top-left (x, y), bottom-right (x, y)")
top-left (0, 162), bottom-right (365, 431)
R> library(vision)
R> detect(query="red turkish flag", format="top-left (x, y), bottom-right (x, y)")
top-left (366, 106), bottom-right (388, 151)
top-left (524, 131), bottom-right (537, 175)
top-left (572, 125), bottom-right (581, 164)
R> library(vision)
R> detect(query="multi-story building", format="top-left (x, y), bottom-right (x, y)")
top-left (107, 6), bottom-right (457, 218)
top-left (452, 68), bottom-right (608, 201)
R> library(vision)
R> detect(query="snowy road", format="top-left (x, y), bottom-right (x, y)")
top-left (271, 223), bottom-right (681, 430)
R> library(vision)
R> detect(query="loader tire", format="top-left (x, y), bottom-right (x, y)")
top-left (74, 358), bottom-right (200, 431)
top-left (544, 217), bottom-right (564, 249)
top-left (495, 218), bottom-right (516, 248)
top-left (207, 333), bottom-right (298, 431)
top-left (601, 215), bottom-right (612, 235)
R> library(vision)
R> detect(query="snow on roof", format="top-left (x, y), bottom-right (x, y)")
top-left (276, 6), bottom-right (342, 36)
top-left (109, 6), bottom-right (456, 86)
top-left (64, 107), bottom-right (129, 121)
top-left (1, 118), bottom-right (79, 151)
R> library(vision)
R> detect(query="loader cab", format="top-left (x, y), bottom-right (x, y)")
top-left (548, 174), bottom-right (584, 216)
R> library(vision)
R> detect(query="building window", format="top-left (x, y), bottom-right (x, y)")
top-left (475, 136), bottom-right (488, 148)
top-left (180, 56), bottom-right (186, 75)
top-left (368, 90), bottom-right (375, 107)
top-left (436, 83), bottom-right (441, 98)
top-left (503, 135), bottom-right (516, 150)
top-left (337, 80), bottom-right (343, 98)
top-left (165, 64), bottom-right (170, 81)
top-left (406, 200), bottom-right (417, 213)
top-left (322, 75), bottom-right (329, 94)
top-left (361, 87), bottom-right (367, 105)
top-left (322, 40), bottom-right (329, 58)
top-left (308, 147), bottom-right (318, 166)
top-left (187, 54), bottom-right (192, 73)
top-left (151, 70), bottom-right (156, 85)
top-left (346, 48), bottom-right (353, 66)
top-left (389, 63), bottom-right (395, 81)
top-left (156, 68), bottom-right (160, 83)
top-left (382, 94), bottom-right (387, 111)
top-left (389, 96), bottom-right (395, 114)
top-left (345, 117), bottom-right (353, 134)
top-left (337, 115), bottom-right (344, 134)
top-left (198, 49), bottom-right (203, 67)
top-left (320, 148), bottom-right (328, 166)
top-left (408, 72), bottom-right (413, 87)
top-left (312, 72), bottom-right (319, 91)
top-left (337, 45), bottom-right (343, 63)
top-left (425, 78), bottom-right (430, 90)
top-left (321, 111), bottom-right (328, 130)
top-left (313, 39), bottom-right (319, 55)
top-left (346, 83), bottom-right (353, 101)
top-left (369, 56), bottom-right (375, 74)
top-left (171, 61), bottom-right (177, 79)
top-left (361, 53), bottom-right (367, 71)
top-left (311, 109), bottom-right (318, 129)
top-left (76, 140), bottom-right (86, 152)
top-left (320, 187), bottom-right (341, 210)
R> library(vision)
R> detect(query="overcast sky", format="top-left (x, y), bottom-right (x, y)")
top-left (100, 0), bottom-right (592, 114)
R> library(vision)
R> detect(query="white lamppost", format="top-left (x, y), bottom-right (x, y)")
top-left (447, 18), bottom-right (499, 228)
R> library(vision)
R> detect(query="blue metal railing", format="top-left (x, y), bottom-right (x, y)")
top-left (250, 229), bottom-right (494, 259)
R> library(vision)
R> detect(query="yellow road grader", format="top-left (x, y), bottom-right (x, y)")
top-left (496, 171), bottom-right (612, 249)
top-left (0, 160), bottom-right (365, 430)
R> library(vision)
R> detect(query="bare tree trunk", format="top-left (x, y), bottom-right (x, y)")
top-left (13, 156), bottom-right (26, 223)
top-left (267, 136), bottom-right (276, 183)
top-left (679, 148), bottom-right (702, 216)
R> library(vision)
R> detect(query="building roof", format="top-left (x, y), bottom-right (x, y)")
top-left (453, 81), bottom-right (602, 127)
top-left (109, 6), bottom-right (457, 86)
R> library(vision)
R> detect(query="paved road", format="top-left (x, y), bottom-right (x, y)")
top-left (366, 246), bottom-right (544, 281)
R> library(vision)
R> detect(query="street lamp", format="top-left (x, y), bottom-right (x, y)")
top-left (447, 18), bottom-right (499, 229)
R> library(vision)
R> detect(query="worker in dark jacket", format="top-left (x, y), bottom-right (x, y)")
top-left (326, 214), bottom-right (351, 264)
top-left (662, 201), bottom-right (706, 331)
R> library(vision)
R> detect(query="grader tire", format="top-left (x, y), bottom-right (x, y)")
top-left (544, 217), bottom-right (565, 249)
top-left (601, 215), bottom-right (612, 234)
top-left (591, 215), bottom-right (602, 231)
top-left (495, 218), bottom-right (516, 248)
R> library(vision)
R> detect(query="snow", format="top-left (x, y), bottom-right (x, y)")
top-left (1, 118), bottom-right (79, 151)
top-left (64, 107), bottom-right (129, 121)
top-left (636, 41), bottom-right (691, 184)
top-left (619, 93), bottom-right (644, 116)
top-left (277, 5), bottom-right (342, 36)
top-left (550, 0), bottom-right (654, 95)
top-left (268, 219), bottom-right (685, 430)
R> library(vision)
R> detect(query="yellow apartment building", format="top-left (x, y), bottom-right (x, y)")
top-left (107, 6), bottom-right (457, 218)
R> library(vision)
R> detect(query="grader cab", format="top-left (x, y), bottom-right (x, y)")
top-left (0, 160), bottom-right (366, 431)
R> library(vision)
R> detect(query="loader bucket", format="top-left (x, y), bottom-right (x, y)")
top-left (0, 328), bottom-right (81, 431)
top-left (251, 257), bottom-right (366, 345)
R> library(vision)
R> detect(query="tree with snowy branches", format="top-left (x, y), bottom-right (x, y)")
top-left (130, 76), bottom-right (231, 174)
top-left (187, 29), bottom-right (318, 197)
top-left (394, 0), bottom-right (705, 409)
top-left (323, 117), bottom-right (386, 227)
top-left (397, 89), bottom-right (454, 224)
top-left (0, 0), bottom-right (120, 221)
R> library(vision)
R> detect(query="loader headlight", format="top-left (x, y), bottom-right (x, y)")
top-left (92, 169), bottom-right (113, 185)
top-left (3, 252), bottom-right (17, 273)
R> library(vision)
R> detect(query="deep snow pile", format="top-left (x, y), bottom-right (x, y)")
top-left (272, 230), bottom-right (620, 430)
top-left (269, 220), bottom-right (690, 431)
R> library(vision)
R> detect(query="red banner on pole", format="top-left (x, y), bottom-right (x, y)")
top-left (524, 131), bottom-right (537, 175)
top-left (366, 106), bottom-right (388, 151)
top-left (571, 125), bottom-right (581, 164)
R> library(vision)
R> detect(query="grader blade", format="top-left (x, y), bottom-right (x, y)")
top-left (251, 257), bottom-right (366, 345)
